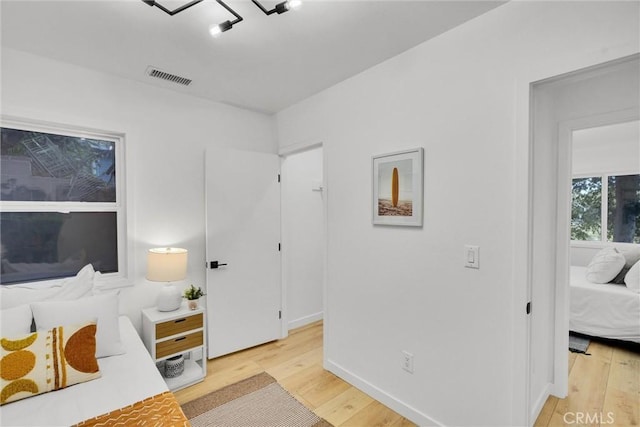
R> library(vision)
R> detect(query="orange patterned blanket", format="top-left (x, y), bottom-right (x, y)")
top-left (73, 391), bottom-right (190, 427)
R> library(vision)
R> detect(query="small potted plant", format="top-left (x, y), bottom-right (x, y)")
top-left (183, 285), bottom-right (205, 310)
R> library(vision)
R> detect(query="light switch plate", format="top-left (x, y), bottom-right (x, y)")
top-left (464, 245), bottom-right (479, 269)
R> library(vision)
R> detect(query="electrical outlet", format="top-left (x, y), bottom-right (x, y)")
top-left (402, 351), bottom-right (414, 373)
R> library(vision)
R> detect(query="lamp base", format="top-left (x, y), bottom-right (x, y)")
top-left (157, 284), bottom-right (182, 311)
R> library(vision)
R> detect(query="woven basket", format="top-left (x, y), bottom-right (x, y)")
top-left (165, 354), bottom-right (184, 378)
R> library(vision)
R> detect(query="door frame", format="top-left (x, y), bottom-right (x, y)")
top-left (278, 140), bottom-right (329, 355)
top-left (520, 54), bottom-right (640, 426)
top-left (555, 107), bottom-right (640, 392)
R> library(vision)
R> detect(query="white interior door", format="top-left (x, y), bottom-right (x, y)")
top-left (205, 148), bottom-right (282, 359)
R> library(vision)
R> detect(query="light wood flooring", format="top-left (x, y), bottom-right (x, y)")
top-left (174, 321), bottom-right (639, 427)
top-left (173, 321), bottom-right (415, 426)
top-left (535, 339), bottom-right (640, 427)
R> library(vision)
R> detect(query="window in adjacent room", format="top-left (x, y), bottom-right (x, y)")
top-left (607, 174), bottom-right (640, 243)
top-left (571, 120), bottom-right (640, 244)
top-left (571, 176), bottom-right (602, 241)
top-left (571, 174), bottom-right (640, 243)
top-left (0, 122), bottom-right (125, 285)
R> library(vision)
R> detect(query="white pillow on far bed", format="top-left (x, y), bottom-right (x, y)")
top-left (625, 261), bottom-right (640, 293)
top-left (586, 247), bottom-right (625, 284)
top-left (31, 293), bottom-right (124, 358)
top-left (619, 245), bottom-right (640, 268)
top-left (0, 304), bottom-right (32, 336)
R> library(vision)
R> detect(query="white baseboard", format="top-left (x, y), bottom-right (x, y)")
top-left (288, 311), bottom-right (323, 330)
top-left (325, 359), bottom-right (445, 427)
top-left (530, 383), bottom-right (552, 425)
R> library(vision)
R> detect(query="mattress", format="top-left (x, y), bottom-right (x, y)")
top-left (1, 315), bottom-right (169, 426)
top-left (570, 266), bottom-right (640, 343)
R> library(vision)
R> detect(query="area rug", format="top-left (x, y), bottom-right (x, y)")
top-left (569, 332), bottom-right (591, 354)
top-left (181, 372), bottom-right (333, 427)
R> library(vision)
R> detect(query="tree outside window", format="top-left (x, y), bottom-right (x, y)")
top-left (1, 124), bottom-right (123, 285)
top-left (572, 174), bottom-right (640, 244)
top-left (608, 175), bottom-right (640, 243)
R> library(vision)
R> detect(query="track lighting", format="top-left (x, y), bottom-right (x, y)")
top-left (209, 20), bottom-right (232, 37)
top-left (143, 0), bottom-right (243, 36)
top-left (142, 0), bottom-right (204, 16)
top-left (208, 0), bottom-right (243, 36)
top-left (251, 0), bottom-right (301, 16)
top-left (142, 0), bottom-right (301, 38)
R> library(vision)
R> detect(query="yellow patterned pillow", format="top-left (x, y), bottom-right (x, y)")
top-left (0, 321), bottom-right (101, 405)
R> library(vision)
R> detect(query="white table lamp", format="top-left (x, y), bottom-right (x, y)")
top-left (147, 247), bottom-right (188, 312)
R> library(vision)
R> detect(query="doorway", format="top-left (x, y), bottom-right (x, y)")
top-left (280, 143), bottom-right (326, 335)
top-left (528, 54), bottom-right (639, 421)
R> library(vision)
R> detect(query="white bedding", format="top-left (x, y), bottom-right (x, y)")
top-left (0, 316), bottom-right (168, 426)
top-left (570, 266), bottom-right (640, 343)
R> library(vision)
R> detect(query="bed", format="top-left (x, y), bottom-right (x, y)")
top-left (1, 264), bottom-right (190, 425)
top-left (570, 265), bottom-right (640, 343)
top-left (0, 315), bottom-right (189, 426)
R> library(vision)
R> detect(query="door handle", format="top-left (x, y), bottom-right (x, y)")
top-left (209, 261), bottom-right (228, 269)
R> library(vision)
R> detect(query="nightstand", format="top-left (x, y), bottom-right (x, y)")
top-left (141, 303), bottom-right (207, 391)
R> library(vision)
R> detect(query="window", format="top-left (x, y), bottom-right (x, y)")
top-left (0, 122), bottom-right (125, 285)
top-left (571, 174), bottom-right (640, 243)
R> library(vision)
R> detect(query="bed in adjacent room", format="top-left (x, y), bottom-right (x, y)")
top-left (570, 266), bottom-right (640, 343)
top-left (569, 246), bottom-right (640, 344)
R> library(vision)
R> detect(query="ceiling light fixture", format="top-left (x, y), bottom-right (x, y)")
top-left (208, 0), bottom-right (243, 36)
top-left (251, 0), bottom-right (302, 16)
top-left (143, 0), bottom-right (243, 36)
top-left (142, 0), bottom-right (299, 38)
top-left (142, 0), bottom-right (204, 16)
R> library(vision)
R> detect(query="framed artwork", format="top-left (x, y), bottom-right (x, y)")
top-left (372, 147), bottom-right (423, 226)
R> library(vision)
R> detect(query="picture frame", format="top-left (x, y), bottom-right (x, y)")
top-left (372, 147), bottom-right (423, 226)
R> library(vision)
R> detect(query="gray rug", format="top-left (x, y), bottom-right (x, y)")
top-left (569, 333), bottom-right (591, 354)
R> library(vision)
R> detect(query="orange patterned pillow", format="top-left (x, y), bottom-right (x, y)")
top-left (1, 321), bottom-right (101, 405)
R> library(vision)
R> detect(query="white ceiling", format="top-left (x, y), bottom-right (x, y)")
top-left (1, 0), bottom-right (505, 114)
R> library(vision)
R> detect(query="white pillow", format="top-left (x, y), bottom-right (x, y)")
top-left (31, 293), bottom-right (124, 358)
top-left (619, 245), bottom-right (640, 268)
top-left (0, 304), bottom-right (32, 336)
top-left (0, 264), bottom-right (95, 309)
top-left (52, 263), bottom-right (96, 299)
top-left (0, 285), bottom-right (59, 310)
top-left (625, 261), bottom-right (640, 293)
top-left (586, 247), bottom-right (626, 284)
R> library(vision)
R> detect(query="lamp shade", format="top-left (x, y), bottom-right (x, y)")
top-left (146, 247), bottom-right (188, 282)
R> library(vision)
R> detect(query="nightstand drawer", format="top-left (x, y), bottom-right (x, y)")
top-left (156, 313), bottom-right (203, 339)
top-left (156, 331), bottom-right (203, 359)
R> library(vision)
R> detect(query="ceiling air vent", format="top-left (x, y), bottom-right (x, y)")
top-left (146, 66), bottom-right (192, 86)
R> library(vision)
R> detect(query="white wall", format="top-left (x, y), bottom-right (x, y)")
top-left (276, 2), bottom-right (639, 426)
top-left (281, 146), bottom-right (324, 330)
top-left (572, 120), bottom-right (640, 176)
top-left (1, 48), bottom-right (277, 332)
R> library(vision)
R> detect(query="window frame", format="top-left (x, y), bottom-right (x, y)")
top-left (571, 171), bottom-right (640, 245)
top-left (0, 117), bottom-right (129, 288)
